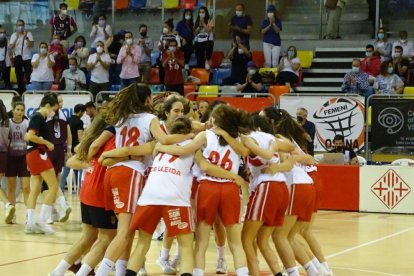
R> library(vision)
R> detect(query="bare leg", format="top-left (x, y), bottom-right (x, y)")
top-left (82, 229), bottom-right (117, 269)
top-left (126, 230), bottom-right (153, 273)
top-left (272, 216), bottom-right (297, 269)
top-left (21, 177), bottom-right (30, 206)
top-left (257, 226), bottom-right (281, 274)
top-left (64, 224), bottom-right (98, 264)
top-left (194, 221), bottom-right (212, 270)
top-left (241, 220), bottom-right (262, 276)
top-left (7, 177), bottom-right (17, 205)
top-left (226, 223), bottom-right (247, 270)
top-left (176, 233), bottom-right (194, 274)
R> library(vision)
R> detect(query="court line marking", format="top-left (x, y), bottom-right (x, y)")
top-left (326, 226), bottom-right (414, 259)
top-left (0, 252), bottom-right (66, 266)
top-left (331, 266), bottom-right (401, 276)
top-left (317, 218), bottom-right (414, 226)
top-left (0, 238), bottom-right (73, 245)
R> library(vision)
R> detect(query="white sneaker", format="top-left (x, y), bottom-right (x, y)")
top-left (319, 267), bottom-right (334, 276)
top-left (48, 272), bottom-right (64, 276)
top-left (157, 258), bottom-right (177, 275)
top-left (24, 223), bottom-right (45, 234)
top-left (4, 204), bottom-right (16, 224)
top-left (59, 206), bottom-right (72, 222)
top-left (152, 230), bottom-right (164, 241)
top-left (215, 258), bottom-right (227, 274)
top-left (138, 266), bottom-right (147, 276)
top-left (170, 255), bottom-right (180, 270)
top-left (37, 222), bottom-right (55, 234)
top-left (205, 61), bottom-right (210, 70)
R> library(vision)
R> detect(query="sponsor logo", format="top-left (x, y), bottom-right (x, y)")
top-left (112, 188), bottom-right (125, 209)
top-left (377, 107), bottom-right (404, 134)
top-left (371, 169), bottom-right (411, 209)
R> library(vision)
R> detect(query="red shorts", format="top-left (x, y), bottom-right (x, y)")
top-left (191, 178), bottom-right (199, 200)
top-left (103, 166), bottom-right (145, 214)
top-left (196, 180), bottom-right (241, 226)
top-left (26, 150), bottom-right (54, 176)
top-left (130, 205), bottom-right (195, 237)
top-left (308, 171), bottom-right (322, 212)
top-left (245, 181), bottom-right (289, 227)
top-left (287, 184), bottom-right (315, 222)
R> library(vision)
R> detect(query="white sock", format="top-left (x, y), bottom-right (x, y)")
top-left (76, 263), bottom-right (93, 276)
top-left (311, 257), bottom-right (321, 270)
top-left (236, 266), bottom-right (249, 276)
top-left (5, 202), bottom-right (12, 208)
top-left (193, 268), bottom-right (204, 276)
top-left (160, 246), bottom-right (170, 261)
top-left (95, 258), bottom-right (114, 276)
top-left (38, 204), bottom-right (52, 223)
top-left (217, 246), bottom-right (225, 260)
top-left (287, 266), bottom-right (300, 276)
top-left (321, 261), bottom-right (330, 271)
top-left (115, 259), bottom-right (128, 276)
top-left (174, 241), bottom-right (180, 259)
top-left (27, 209), bottom-right (35, 226)
top-left (57, 195), bottom-right (68, 209)
top-left (304, 261), bottom-right (318, 276)
top-left (53, 259), bottom-right (71, 274)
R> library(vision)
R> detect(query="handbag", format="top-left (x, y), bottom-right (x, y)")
top-left (325, 0), bottom-right (338, 9)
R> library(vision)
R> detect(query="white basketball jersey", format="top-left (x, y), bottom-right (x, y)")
top-left (246, 131), bottom-right (286, 192)
top-left (111, 113), bottom-right (156, 173)
top-left (138, 139), bottom-right (194, 207)
top-left (8, 118), bottom-right (29, 156)
top-left (284, 140), bottom-right (313, 185)
top-left (199, 130), bottom-right (241, 183)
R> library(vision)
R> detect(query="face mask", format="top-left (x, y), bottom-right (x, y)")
top-left (61, 9), bottom-right (67, 15)
top-left (238, 48), bottom-right (244, 54)
top-left (169, 46), bottom-right (176, 52)
top-left (69, 65), bottom-right (76, 72)
top-left (366, 51), bottom-right (373, 57)
top-left (236, 11), bottom-right (243, 17)
top-left (0, 33), bottom-right (5, 40)
top-left (98, 20), bottom-right (106, 27)
top-left (76, 41), bottom-right (83, 47)
top-left (335, 146), bottom-right (343, 152)
top-left (96, 46), bottom-right (104, 54)
top-left (199, 12), bottom-right (205, 18)
top-left (248, 69), bottom-right (256, 75)
top-left (297, 116), bottom-right (304, 123)
top-left (185, 15), bottom-right (191, 20)
top-left (17, 26), bottom-right (24, 32)
top-left (288, 50), bottom-right (295, 58)
top-left (39, 48), bottom-right (47, 55)
top-left (140, 31), bottom-right (147, 37)
top-left (400, 39), bottom-right (406, 43)
top-left (126, 38), bottom-right (133, 45)
top-left (52, 39), bottom-right (60, 45)
top-left (267, 13), bottom-right (274, 18)
top-left (163, 27), bottom-right (169, 34)
top-left (351, 66), bottom-right (360, 73)
top-left (377, 33), bottom-right (384, 40)
top-left (387, 67), bottom-right (394, 74)
top-left (393, 53), bottom-right (401, 59)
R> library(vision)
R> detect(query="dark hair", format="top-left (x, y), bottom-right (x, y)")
top-left (11, 95), bottom-right (22, 104)
top-left (40, 92), bottom-right (59, 108)
top-left (0, 99), bottom-right (9, 127)
top-left (16, 19), bottom-right (25, 25)
top-left (74, 104), bottom-right (86, 113)
top-left (236, 3), bottom-right (245, 10)
top-left (170, 117), bottom-right (192, 135)
top-left (165, 18), bottom-right (174, 30)
top-left (395, 45), bottom-right (403, 52)
top-left (125, 31), bottom-right (133, 37)
top-left (333, 134), bottom-right (345, 143)
top-left (59, 3), bottom-right (68, 9)
top-left (252, 114), bottom-right (274, 135)
top-left (273, 109), bottom-right (307, 151)
top-left (98, 14), bottom-right (107, 20)
top-left (77, 115), bottom-right (109, 161)
top-left (366, 44), bottom-right (374, 50)
top-left (13, 101), bottom-right (25, 110)
top-left (102, 83), bottom-right (152, 126)
top-left (160, 96), bottom-right (185, 121)
top-left (380, 60), bottom-right (392, 75)
top-left (39, 41), bottom-right (48, 49)
top-left (182, 9), bottom-right (194, 27)
top-left (200, 100), bottom-right (226, 123)
top-left (211, 104), bottom-right (243, 146)
top-left (85, 101), bottom-right (96, 109)
top-left (195, 6), bottom-right (210, 28)
top-left (287, 45), bottom-right (298, 58)
top-left (68, 57), bottom-right (77, 64)
top-left (261, 106), bottom-right (283, 133)
top-left (75, 35), bottom-right (87, 46)
top-left (139, 24), bottom-right (147, 30)
top-left (399, 30), bottom-right (408, 38)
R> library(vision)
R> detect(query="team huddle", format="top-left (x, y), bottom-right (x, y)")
top-left (2, 84), bottom-right (332, 276)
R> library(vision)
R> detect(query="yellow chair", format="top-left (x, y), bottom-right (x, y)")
top-left (297, 50), bottom-right (313, 68)
top-left (367, 106), bottom-right (372, 127)
top-left (403, 86), bottom-right (414, 95)
top-left (164, 0), bottom-right (180, 8)
top-left (65, 0), bottom-right (79, 10)
top-left (259, 67), bottom-right (279, 77)
top-left (198, 85), bottom-right (219, 98)
top-left (10, 67), bottom-right (17, 84)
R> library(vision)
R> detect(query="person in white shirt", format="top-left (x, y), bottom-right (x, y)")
top-left (276, 45), bottom-right (301, 90)
top-left (87, 40), bottom-right (111, 98)
top-left (30, 42), bottom-right (55, 91)
top-left (392, 30), bottom-right (414, 59)
top-left (60, 57), bottom-right (86, 91)
top-left (90, 14), bottom-right (113, 52)
top-left (0, 26), bottom-right (11, 89)
top-left (9, 19), bottom-right (34, 94)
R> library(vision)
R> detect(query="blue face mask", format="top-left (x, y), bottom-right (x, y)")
top-left (288, 50), bottom-right (295, 58)
top-left (351, 66), bottom-right (360, 73)
top-left (377, 33), bottom-right (385, 40)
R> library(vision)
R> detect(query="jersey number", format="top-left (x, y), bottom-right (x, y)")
top-left (158, 152), bottom-right (179, 163)
top-left (120, 126), bottom-right (140, 146)
top-left (208, 149), bottom-right (233, 170)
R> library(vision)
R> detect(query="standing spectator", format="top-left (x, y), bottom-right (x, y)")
top-left (325, 0), bottom-right (347, 39)
top-left (50, 2), bottom-right (77, 48)
top-left (90, 14), bottom-right (113, 53)
top-left (236, 61), bottom-right (263, 93)
top-left (392, 30), bottom-right (414, 59)
top-left (137, 24), bottom-right (153, 84)
top-left (117, 31), bottom-right (141, 88)
top-left (374, 61), bottom-right (404, 95)
top-left (276, 45), bottom-right (301, 89)
top-left (68, 35), bottom-right (90, 78)
top-left (9, 19), bottom-right (34, 94)
top-left (176, 9), bottom-right (194, 70)
top-left (0, 26), bottom-right (11, 90)
top-left (85, 101), bottom-right (97, 122)
top-left (296, 107), bottom-right (316, 156)
top-left (30, 42), bottom-right (55, 91)
top-left (229, 3), bottom-right (252, 48)
top-left (87, 41), bottom-right (111, 98)
top-left (108, 30), bottom-right (125, 86)
top-left (49, 34), bottom-right (67, 84)
top-left (341, 59), bottom-right (370, 95)
top-left (60, 57), bottom-right (86, 91)
top-left (223, 36), bottom-right (251, 85)
top-left (360, 44), bottom-right (381, 82)
top-left (194, 6), bottom-right (215, 70)
top-left (374, 28), bottom-right (393, 62)
top-left (162, 40), bottom-right (185, 95)
top-left (392, 46), bottom-right (410, 84)
top-left (158, 19), bottom-right (181, 83)
top-left (261, 5), bottom-right (282, 68)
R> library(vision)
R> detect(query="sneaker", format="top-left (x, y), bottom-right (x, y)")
top-left (47, 210), bottom-right (60, 224)
top-left (157, 258), bottom-right (177, 275)
top-left (216, 258), bottom-right (227, 274)
top-left (170, 255), bottom-right (180, 270)
top-left (4, 204), bottom-right (16, 224)
top-left (24, 223), bottom-right (45, 234)
top-left (37, 222), bottom-right (55, 234)
top-left (205, 61), bottom-right (210, 70)
top-left (184, 64), bottom-right (190, 70)
top-left (59, 206), bottom-right (72, 222)
top-left (152, 231), bottom-right (164, 241)
top-left (138, 266), bottom-right (147, 276)
top-left (319, 267), bottom-right (333, 276)
top-left (48, 273), bottom-right (64, 276)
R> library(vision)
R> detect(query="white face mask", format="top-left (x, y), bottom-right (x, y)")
top-left (96, 46), bottom-right (104, 54)
top-left (351, 66), bottom-right (360, 73)
top-left (400, 39), bottom-right (407, 44)
top-left (169, 46), bottom-right (176, 52)
top-left (366, 51), bottom-right (373, 57)
top-left (248, 69), bottom-right (256, 75)
top-left (267, 13), bottom-right (274, 18)
top-left (61, 9), bottom-right (67, 15)
top-left (126, 38), bottom-right (133, 45)
top-left (393, 53), bottom-right (401, 59)
top-left (39, 48), bottom-right (47, 55)
top-left (163, 27), bottom-right (169, 34)
top-left (236, 11), bottom-right (243, 17)
top-left (199, 12), bottom-right (205, 18)
top-left (185, 15), bottom-right (191, 20)
top-left (387, 67), bottom-right (394, 74)
top-left (238, 48), bottom-right (244, 55)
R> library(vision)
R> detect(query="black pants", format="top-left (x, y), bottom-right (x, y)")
top-left (15, 59), bottom-right (32, 94)
top-left (181, 43), bottom-right (194, 65)
top-left (165, 84), bottom-right (184, 96)
top-left (194, 40), bottom-right (214, 68)
top-left (275, 71), bottom-right (299, 86)
top-left (0, 66), bottom-right (11, 89)
top-left (89, 81), bottom-right (110, 100)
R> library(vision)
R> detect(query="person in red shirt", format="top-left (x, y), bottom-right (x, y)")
top-left (360, 44), bottom-right (381, 81)
top-left (49, 34), bottom-right (68, 83)
top-left (162, 39), bottom-right (185, 95)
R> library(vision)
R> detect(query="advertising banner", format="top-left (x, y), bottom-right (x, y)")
top-left (1, 92), bottom-right (19, 111)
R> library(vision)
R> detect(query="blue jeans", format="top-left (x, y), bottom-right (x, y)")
top-left (31, 81), bottom-right (53, 91)
top-left (60, 166), bottom-right (81, 193)
top-left (120, 77), bottom-right (138, 89)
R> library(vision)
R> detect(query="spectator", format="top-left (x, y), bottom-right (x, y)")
top-left (360, 44), bottom-right (381, 79)
top-left (229, 3), bottom-right (252, 48)
top-left (236, 61), bottom-right (263, 93)
top-left (325, 0), bottom-right (347, 39)
top-left (9, 19), bottom-right (34, 94)
top-left (87, 40), bottom-right (111, 98)
top-left (261, 5), bottom-right (282, 67)
top-left (60, 57), bottom-right (86, 91)
top-left (50, 2), bottom-right (77, 48)
top-left (341, 59), bottom-right (370, 95)
top-left (276, 45), bottom-right (301, 89)
top-left (392, 46), bottom-right (410, 84)
top-left (329, 134), bottom-right (359, 165)
top-left (108, 30), bottom-right (125, 85)
top-left (223, 36), bottom-right (251, 85)
top-left (90, 14), bottom-right (113, 53)
top-left (0, 26), bottom-right (11, 90)
top-left (49, 34), bottom-right (67, 84)
top-left (158, 19), bottom-right (181, 83)
top-left (296, 107), bottom-right (316, 156)
top-left (162, 39), bottom-right (185, 95)
top-left (137, 24), bottom-right (153, 84)
top-left (68, 35), bottom-right (90, 78)
top-left (30, 42), bottom-right (55, 91)
top-left (85, 101), bottom-right (97, 122)
top-left (374, 27), bottom-right (392, 62)
top-left (373, 60), bottom-right (404, 95)
top-left (176, 9), bottom-right (194, 70)
top-left (392, 30), bottom-right (414, 59)
top-left (194, 6), bottom-right (215, 69)
top-left (116, 31), bottom-right (141, 88)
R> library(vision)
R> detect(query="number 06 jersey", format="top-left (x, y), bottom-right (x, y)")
top-left (111, 113), bottom-right (156, 174)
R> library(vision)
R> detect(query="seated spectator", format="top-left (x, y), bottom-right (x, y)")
top-left (373, 60), bottom-right (404, 95)
top-left (236, 61), bottom-right (263, 93)
top-left (374, 28), bottom-right (392, 62)
top-left (341, 59), bottom-right (370, 96)
top-left (49, 34), bottom-right (67, 83)
top-left (223, 36), bottom-right (251, 85)
top-left (162, 39), bottom-right (185, 95)
top-left (275, 45), bottom-right (301, 90)
top-left (329, 134), bottom-right (359, 165)
top-left (392, 30), bottom-right (414, 59)
top-left (87, 40), bottom-right (111, 98)
top-left (360, 44), bottom-right (381, 81)
top-left (392, 46), bottom-right (410, 84)
top-left (0, 26), bottom-right (11, 90)
top-left (30, 42), bottom-right (55, 91)
top-left (296, 107), bottom-right (315, 156)
top-left (68, 35), bottom-right (89, 78)
top-left (60, 57), bottom-right (86, 91)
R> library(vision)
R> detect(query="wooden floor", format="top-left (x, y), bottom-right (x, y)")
top-left (0, 195), bottom-right (413, 276)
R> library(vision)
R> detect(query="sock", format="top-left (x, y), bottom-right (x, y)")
top-left (125, 269), bottom-right (138, 276)
top-left (236, 267), bottom-right (249, 276)
top-left (160, 246), bottom-right (170, 261)
top-left (311, 257), bottom-right (321, 270)
top-left (5, 202), bottom-right (12, 208)
top-left (27, 209), bottom-right (35, 226)
top-left (287, 266), bottom-right (300, 276)
top-left (75, 264), bottom-right (92, 276)
top-left (321, 261), bottom-right (330, 272)
top-left (57, 195), bottom-right (68, 209)
top-left (38, 204), bottom-right (52, 223)
top-left (174, 241), bottom-right (180, 259)
top-left (304, 261), bottom-right (318, 276)
top-left (115, 259), bottom-right (128, 276)
top-left (53, 260), bottom-right (71, 274)
top-left (95, 258), bottom-right (114, 276)
top-left (193, 268), bottom-right (204, 276)
top-left (275, 273), bottom-right (283, 276)
top-left (217, 246), bottom-right (225, 260)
